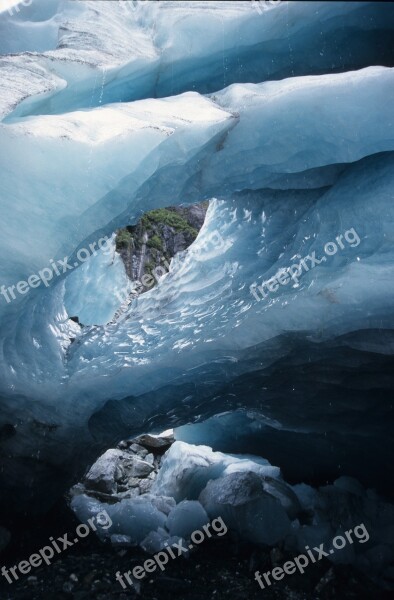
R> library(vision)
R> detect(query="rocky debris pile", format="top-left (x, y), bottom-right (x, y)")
top-left (70, 437), bottom-right (303, 553)
top-left (73, 432), bottom-right (174, 503)
top-left (70, 439), bottom-right (394, 589)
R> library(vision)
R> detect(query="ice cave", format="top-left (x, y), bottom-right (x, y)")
top-left (0, 1), bottom-right (393, 599)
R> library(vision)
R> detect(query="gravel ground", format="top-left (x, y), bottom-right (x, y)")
top-left (1, 526), bottom-right (392, 600)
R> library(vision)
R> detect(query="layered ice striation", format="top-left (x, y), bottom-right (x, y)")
top-left (0, 0), bottom-right (393, 542)
top-left (1, 1), bottom-right (394, 119)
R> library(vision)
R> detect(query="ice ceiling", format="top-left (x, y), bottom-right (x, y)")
top-left (0, 0), bottom-right (393, 513)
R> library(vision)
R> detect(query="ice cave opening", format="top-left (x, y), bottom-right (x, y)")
top-left (63, 202), bottom-right (208, 327)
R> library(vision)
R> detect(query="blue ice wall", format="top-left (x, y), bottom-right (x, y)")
top-left (0, 1), bottom-right (393, 512)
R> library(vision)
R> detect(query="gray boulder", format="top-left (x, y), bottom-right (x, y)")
top-left (84, 449), bottom-right (154, 494)
top-left (199, 471), bottom-right (291, 546)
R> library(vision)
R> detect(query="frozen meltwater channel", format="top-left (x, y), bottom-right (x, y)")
top-left (0, 3), bottom-right (393, 586)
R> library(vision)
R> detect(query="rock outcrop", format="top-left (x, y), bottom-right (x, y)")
top-left (116, 203), bottom-right (208, 292)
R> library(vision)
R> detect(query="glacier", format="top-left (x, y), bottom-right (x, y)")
top-left (0, 0), bottom-right (393, 592)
